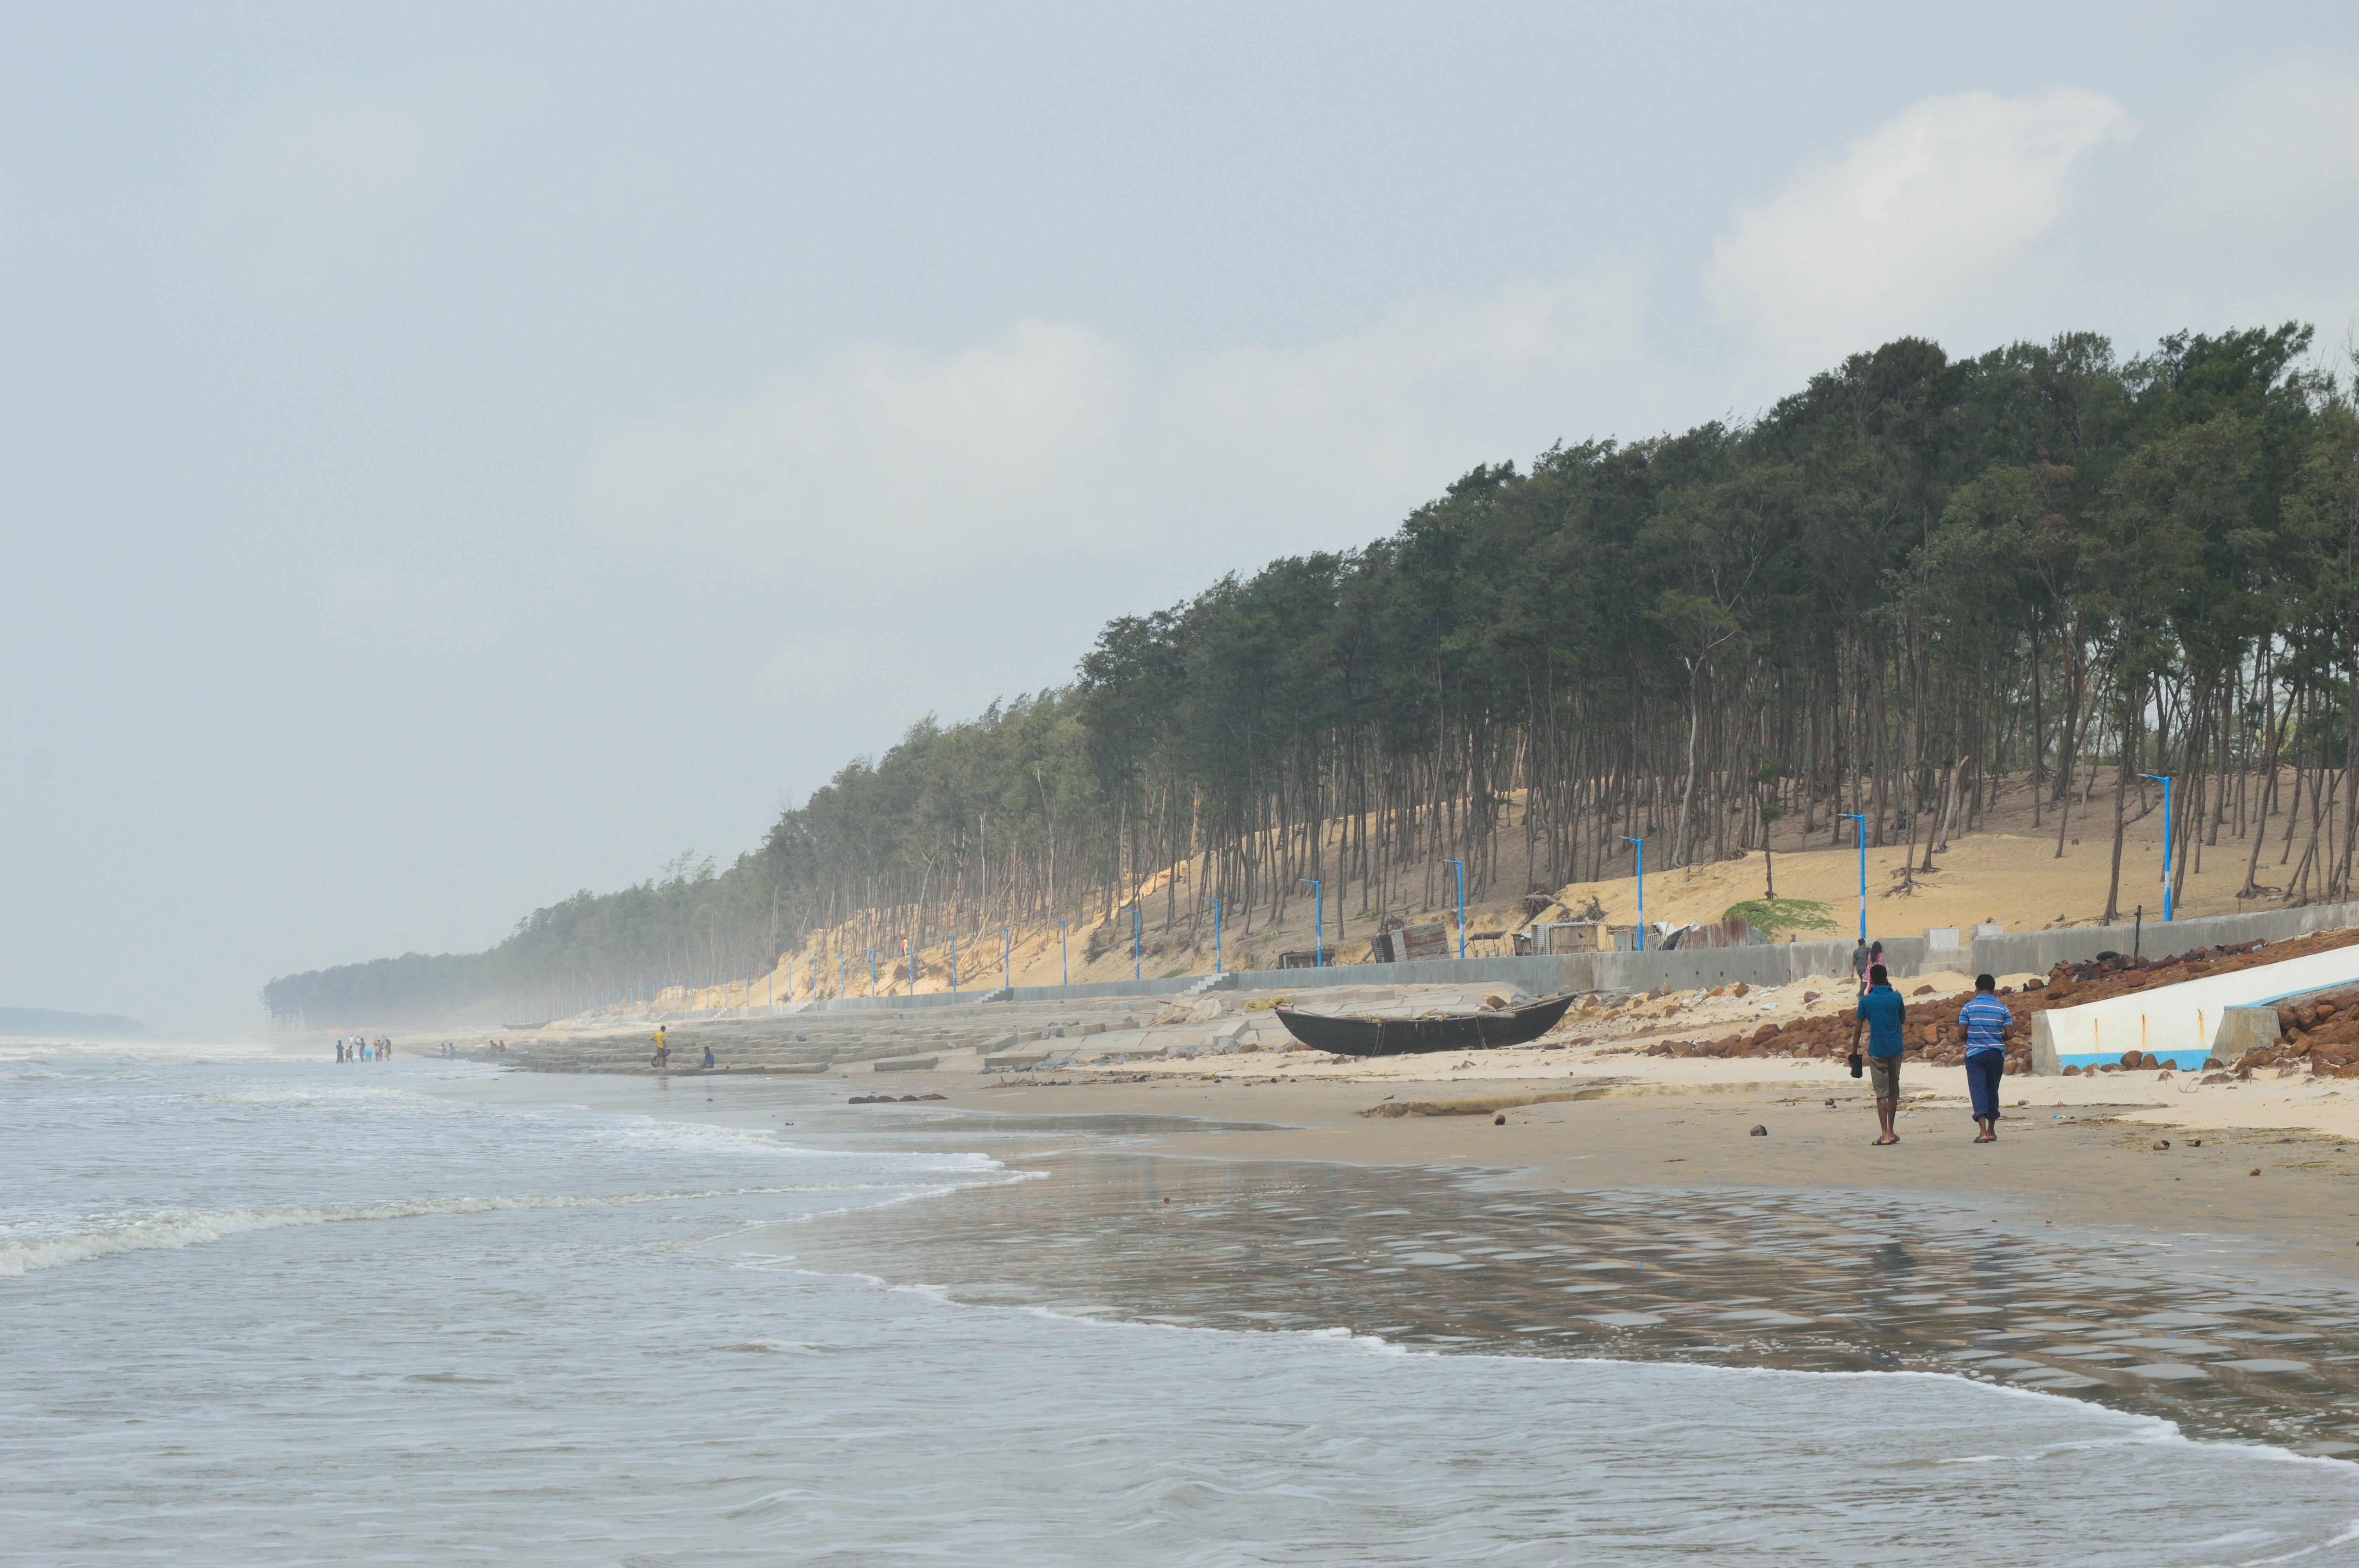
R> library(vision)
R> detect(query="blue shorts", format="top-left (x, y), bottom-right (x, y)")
top-left (1966, 1052), bottom-right (2005, 1121)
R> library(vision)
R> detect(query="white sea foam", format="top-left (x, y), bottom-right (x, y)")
top-left (0, 1183), bottom-right (944, 1278)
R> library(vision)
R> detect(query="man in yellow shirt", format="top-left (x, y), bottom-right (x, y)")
top-left (651, 1025), bottom-right (670, 1070)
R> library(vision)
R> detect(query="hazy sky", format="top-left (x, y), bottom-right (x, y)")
top-left (4, 4), bottom-right (2356, 1029)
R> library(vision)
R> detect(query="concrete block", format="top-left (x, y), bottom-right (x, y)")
top-left (2029, 1015), bottom-right (2060, 1078)
top-left (2214, 1006), bottom-right (2278, 1063)
top-left (983, 1050), bottom-right (1052, 1070)
top-left (1925, 927), bottom-right (1961, 951)
top-left (873, 1056), bottom-right (938, 1072)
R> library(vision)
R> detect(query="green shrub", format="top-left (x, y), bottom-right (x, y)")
top-left (1722, 898), bottom-right (1837, 937)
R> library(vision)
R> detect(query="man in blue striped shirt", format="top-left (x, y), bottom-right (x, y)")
top-left (1957, 973), bottom-right (2013, 1143)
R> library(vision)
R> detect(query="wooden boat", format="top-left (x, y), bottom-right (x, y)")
top-left (1272, 993), bottom-right (1578, 1057)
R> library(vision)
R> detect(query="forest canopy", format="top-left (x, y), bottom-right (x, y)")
top-left (262, 325), bottom-right (2359, 1027)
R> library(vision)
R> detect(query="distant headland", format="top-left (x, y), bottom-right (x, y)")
top-left (0, 1006), bottom-right (147, 1038)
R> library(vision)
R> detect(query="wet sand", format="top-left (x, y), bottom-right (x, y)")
top-left (939, 1073), bottom-right (2359, 1269)
top-left (764, 1072), bottom-right (2359, 1453)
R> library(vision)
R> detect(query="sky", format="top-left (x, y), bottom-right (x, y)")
top-left (3, 3), bottom-right (2356, 1030)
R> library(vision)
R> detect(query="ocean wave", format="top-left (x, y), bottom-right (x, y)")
top-left (0, 1182), bottom-right (949, 1280)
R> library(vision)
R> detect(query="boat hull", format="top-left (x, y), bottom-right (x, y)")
top-left (1272, 994), bottom-right (1578, 1057)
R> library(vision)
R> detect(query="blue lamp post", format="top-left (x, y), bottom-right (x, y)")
top-left (1003, 926), bottom-right (1013, 991)
top-left (1059, 919), bottom-right (1069, 987)
top-left (1298, 879), bottom-right (1324, 967)
top-left (1620, 836), bottom-right (1646, 951)
top-left (2141, 773), bottom-right (2174, 921)
top-left (1441, 860), bottom-right (1466, 959)
top-left (908, 939), bottom-right (917, 995)
top-left (1839, 813), bottom-right (1868, 941)
top-left (868, 949), bottom-right (877, 997)
top-left (950, 933), bottom-right (958, 996)
top-left (1131, 906), bottom-right (1142, 981)
top-left (1205, 896), bottom-right (1223, 975)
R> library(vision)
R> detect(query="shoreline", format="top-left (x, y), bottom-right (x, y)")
top-left (767, 1076), bottom-right (2359, 1453)
top-left (434, 993), bottom-right (2359, 1447)
top-left (424, 1044), bottom-right (2356, 1454)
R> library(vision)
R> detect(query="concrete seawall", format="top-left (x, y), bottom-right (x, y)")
top-left (666, 898), bottom-right (2359, 1021)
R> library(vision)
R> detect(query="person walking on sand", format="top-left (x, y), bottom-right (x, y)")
top-left (651, 1025), bottom-right (670, 1071)
top-left (1851, 938), bottom-right (1873, 996)
top-left (1850, 963), bottom-right (1907, 1145)
top-left (1958, 973), bottom-right (2012, 1143)
top-left (701, 1045), bottom-right (714, 1070)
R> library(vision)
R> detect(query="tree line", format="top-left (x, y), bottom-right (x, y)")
top-left (263, 323), bottom-right (2359, 1026)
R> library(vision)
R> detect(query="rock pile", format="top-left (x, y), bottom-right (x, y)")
top-left (2235, 987), bottom-right (2359, 1078)
top-left (1638, 997), bottom-right (2039, 1074)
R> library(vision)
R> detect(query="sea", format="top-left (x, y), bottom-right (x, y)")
top-left (5, 1039), bottom-right (2357, 1566)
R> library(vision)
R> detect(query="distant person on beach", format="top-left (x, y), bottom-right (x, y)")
top-left (1850, 963), bottom-right (1906, 1145)
top-left (652, 1025), bottom-right (670, 1070)
top-left (702, 1045), bottom-right (714, 1070)
top-left (1959, 974), bottom-right (2012, 1143)
top-left (335, 1040), bottom-right (344, 1063)
top-left (1862, 940), bottom-right (1885, 996)
top-left (1851, 939), bottom-right (1872, 994)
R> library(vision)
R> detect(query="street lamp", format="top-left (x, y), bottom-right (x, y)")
top-left (2142, 774), bottom-right (2174, 921)
top-left (1204, 896), bottom-right (1223, 975)
top-left (868, 949), bottom-right (877, 997)
top-left (1441, 860), bottom-right (1466, 959)
top-left (1299, 879), bottom-right (1323, 967)
top-left (950, 933), bottom-right (958, 997)
top-left (1003, 926), bottom-right (1013, 991)
top-left (1839, 814), bottom-right (1868, 941)
top-left (1059, 919), bottom-right (1069, 987)
top-left (1130, 906), bottom-right (1142, 981)
top-left (1621, 837), bottom-right (1645, 952)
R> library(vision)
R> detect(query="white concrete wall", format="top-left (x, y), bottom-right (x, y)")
top-left (2029, 943), bottom-right (2359, 1072)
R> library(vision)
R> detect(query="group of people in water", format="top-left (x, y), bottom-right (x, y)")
top-left (330, 1036), bottom-right (497, 1062)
